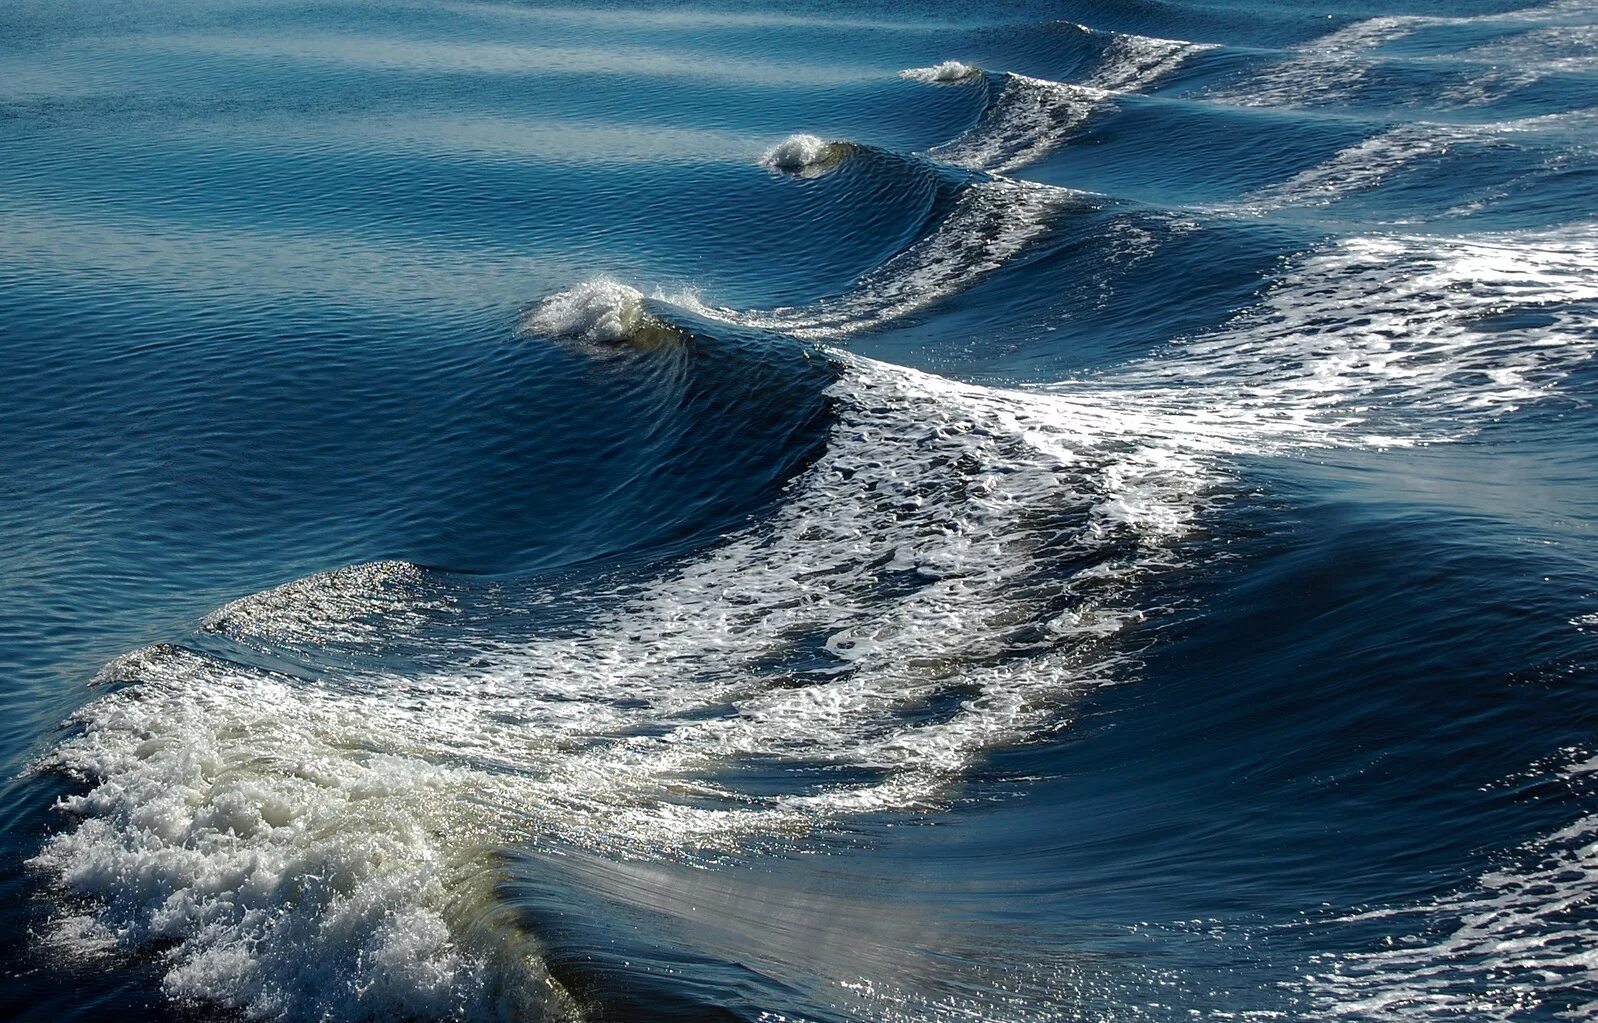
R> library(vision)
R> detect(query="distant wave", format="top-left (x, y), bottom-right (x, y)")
top-left (915, 33), bottom-right (1212, 174)
top-left (1204, 0), bottom-right (1598, 111)
top-left (33, 217), bottom-right (1598, 1020)
top-left (1080, 30), bottom-right (1217, 92)
top-left (1216, 106), bottom-right (1598, 218)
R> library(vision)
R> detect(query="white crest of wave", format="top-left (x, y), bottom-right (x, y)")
top-left (1084, 34), bottom-right (1217, 92)
top-left (518, 277), bottom-right (672, 345)
top-left (31, 222), bottom-right (1598, 1020)
top-left (899, 60), bottom-right (980, 83)
top-left (760, 132), bottom-right (851, 175)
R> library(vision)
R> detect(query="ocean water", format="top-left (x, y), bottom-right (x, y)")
top-left (3, 0), bottom-right (1598, 1019)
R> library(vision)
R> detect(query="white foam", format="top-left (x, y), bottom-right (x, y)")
top-left (33, 223), bottom-right (1598, 1019)
top-left (1084, 34), bottom-right (1217, 92)
top-left (1222, 108), bottom-right (1598, 217)
top-left (518, 277), bottom-right (676, 345)
top-left (899, 60), bottom-right (980, 84)
top-left (759, 133), bottom-right (852, 175)
top-left (1223, 123), bottom-right (1475, 214)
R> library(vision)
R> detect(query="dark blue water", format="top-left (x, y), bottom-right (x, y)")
top-left (3, 1), bottom-right (1597, 1020)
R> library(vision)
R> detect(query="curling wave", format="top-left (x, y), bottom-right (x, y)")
top-left (899, 60), bottom-right (982, 84)
top-left (916, 32), bottom-right (1213, 174)
top-left (760, 133), bottom-right (859, 176)
top-left (518, 278), bottom-right (683, 346)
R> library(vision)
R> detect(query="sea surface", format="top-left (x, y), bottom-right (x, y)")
top-left (2, 0), bottom-right (1598, 1020)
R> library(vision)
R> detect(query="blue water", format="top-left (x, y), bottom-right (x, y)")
top-left (3, 1), bottom-right (1598, 1020)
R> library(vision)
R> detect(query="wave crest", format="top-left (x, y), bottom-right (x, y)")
top-left (760, 133), bottom-right (856, 176)
top-left (899, 60), bottom-right (982, 83)
top-left (518, 278), bottom-right (681, 346)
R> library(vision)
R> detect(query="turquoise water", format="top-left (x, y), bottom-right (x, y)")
top-left (2, 1), bottom-right (1598, 1020)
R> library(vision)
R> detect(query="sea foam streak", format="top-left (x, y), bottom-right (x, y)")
top-left (33, 222), bottom-right (1598, 1021)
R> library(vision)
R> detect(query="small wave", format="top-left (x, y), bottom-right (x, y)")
top-left (759, 132), bottom-right (856, 176)
top-left (898, 60), bottom-right (981, 83)
top-left (678, 177), bottom-right (1080, 338)
top-left (906, 34), bottom-right (1209, 175)
top-left (518, 277), bottom-right (682, 346)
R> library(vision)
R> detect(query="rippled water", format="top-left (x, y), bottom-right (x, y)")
top-left (3, 1), bottom-right (1598, 1020)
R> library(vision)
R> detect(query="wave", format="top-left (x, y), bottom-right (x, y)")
top-left (1081, 30), bottom-right (1217, 92)
top-left (928, 74), bottom-right (1106, 174)
top-left (1216, 107), bottom-right (1598, 218)
top-left (1203, 0), bottom-right (1598, 112)
top-left (909, 32), bottom-right (1211, 175)
top-left (676, 177), bottom-right (1080, 338)
top-left (31, 219), bottom-right (1598, 1021)
top-left (1300, 750), bottom-right (1598, 1020)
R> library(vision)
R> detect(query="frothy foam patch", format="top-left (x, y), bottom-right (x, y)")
top-left (518, 277), bottom-right (681, 346)
top-left (899, 60), bottom-right (980, 83)
top-left (760, 133), bottom-right (854, 176)
top-left (33, 224), bottom-right (1598, 1020)
top-left (203, 560), bottom-right (453, 649)
top-left (1223, 123), bottom-right (1481, 214)
top-left (677, 178), bottom-right (1079, 338)
top-left (930, 74), bottom-right (1107, 173)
